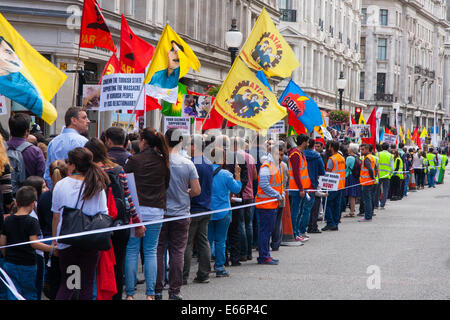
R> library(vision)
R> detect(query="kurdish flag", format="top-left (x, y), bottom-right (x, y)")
top-left (0, 14), bottom-right (66, 125)
top-left (145, 24), bottom-right (200, 104)
top-left (162, 82), bottom-right (187, 117)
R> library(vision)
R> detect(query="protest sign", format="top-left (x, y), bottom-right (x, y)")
top-left (100, 73), bottom-right (145, 111)
top-left (0, 95), bottom-right (7, 115)
top-left (83, 85), bottom-right (101, 110)
top-left (182, 94), bottom-right (212, 119)
top-left (164, 117), bottom-right (191, 135)
top-left (268, 121), bottom-right (286, 135)
top-left (383, 134), bottom-right (397, 145)
top-left (318, 173), bottom-right (340, 191)
top-left (347, 125), bottom-right (371, 139)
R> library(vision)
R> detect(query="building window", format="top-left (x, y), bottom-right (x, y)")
top-left (380, 9), bottom-right (388, 26)
top-left (361, 8), bottom-right (367, 25)
top-left (360, 72), bottom-right (365, 100)
top-left (279, 0), bottom-right (292, 9)
top-left (376, 73), bottom-right (386, 95)
top-left (378, 38), bottom-right (387, 60)
top-left (360, 37), bottom-right (366, 60)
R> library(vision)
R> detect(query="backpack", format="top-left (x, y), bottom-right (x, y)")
top-left (5, 141), bottom-right (33, 194)
top-left (105, 166), bottom-right (130, 226)
top-left (352, 156), bottom-right (362, 179)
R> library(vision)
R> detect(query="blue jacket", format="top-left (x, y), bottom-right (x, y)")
top-left (304, 149), bottom-right (325, 188)
top-left (210, 164), bottom-right (242, 221)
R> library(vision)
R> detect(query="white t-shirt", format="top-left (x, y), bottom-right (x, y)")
top-left (412, 154), bottom-right (423, 169)
top-left (51, 177), bottom-right (108, 250)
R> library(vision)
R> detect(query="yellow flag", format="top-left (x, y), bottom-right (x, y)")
top-left (240, 7), bottom-right (300, 78)
top-left (359, 112), bottom-right (366, 125)
top-left (214, 58), bottom-right (287, 132)
top-left (420, 128), bottom-right (428, 138)
top-left (0, 13), bottom-right (66, 125)
top-left (407, 128), bottom-right (412, 140)
top-left (144, 24), bottom-right (201, 103)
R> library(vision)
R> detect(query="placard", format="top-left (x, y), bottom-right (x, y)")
top-left (0, 95), bottom-right (7, 115)
top-left (383, 133), bottom-right (397, 145)
top-left (83, 85), bottom-right (101, 110)
top-left (164, 117), bottom-right (191, 135)
top-left (318, 173), bottom-right (340, 191)
top-left (182, 94), bottom-right (212, 119)
top-left (347, 125), bottom-right (371, 139)
top-left (268, 121), bottom-right (286, 135)
top-left (100, 73), bottom-right (145, 111)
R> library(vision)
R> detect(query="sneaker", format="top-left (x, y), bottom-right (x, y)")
top-left (154, 293), bottom-right (163, 300)
top-left (231, 261), bottom-right (241, 267)
top-left (358, 218), bottom-right (372, 222)
top-left (307, 229), bottom-right (322, 234)
top-left (321, 225), bottom-right (330, 231)
top-left (216, 270), bottom-right (230, 278)
top-left (258, 257), bottom-right (279, 265)
top-left (295, 236), bottom-right (309, 242)
top-left (329, 226), bottom-right (339, 231)
top-left (169, 294), bottom-right (183, 300)
top-left (247, 255), bottom-right (253, 261)
top-left (193, 277), bottom-right (210, 284)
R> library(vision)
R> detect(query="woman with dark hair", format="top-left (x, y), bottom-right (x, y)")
top-left (84, 137), bottom-right (144, 300)
top-left (37, 160), bottom-right (67, 300)
top-left (23, 176), bottom-right (48, 300)
top-left (123, 128), bottom-right (170, 300)
top-left (51, 147), bottom-right (110, 300)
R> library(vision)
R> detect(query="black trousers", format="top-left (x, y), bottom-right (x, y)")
top-left (111, 228), bottom-right (130, 300)
top-left (308, 196), bottom-right (322, 231)
top-left (226, 209), bottom-right (243, 264)
top-left (391, 176), bottom-right (402, 199)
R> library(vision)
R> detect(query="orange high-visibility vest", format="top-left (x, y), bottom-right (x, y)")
top-left (288, 151), bottom-right (311, 191)
top-left (255, 161), bottom-right (284, 210)
top-left (360, 154), bottom-right (376, 186)
top-left (329, 153), bottom-right (346, 190)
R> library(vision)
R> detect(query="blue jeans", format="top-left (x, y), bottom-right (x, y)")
top-left (379, 178), bottom-right (391, 208)
top-left (3, 262), bottom-right (37, 300)
top-left (298, 193), bottom-right (315, 235)
top-left (257, 209), bottom-right (277, 263)
top-left (325, 190), bottom-right (342, 228)
top-left (403, 173), bottom-right (410, 196)
top-left (289, 191), bottom-right (302, 237)
top-left (208, 213), bottom-right (231, 272)
top-left (428, 169), bottom-right (436, 187)
top-left (240, 200), bottom-right (254, 257)
top-left (124, 223), bottom-right (162, 296)
top-left (362, 185), bottom-right (375, 220)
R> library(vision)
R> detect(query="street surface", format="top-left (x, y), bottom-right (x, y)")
top-left (134, 179), bottom-right (450, 300)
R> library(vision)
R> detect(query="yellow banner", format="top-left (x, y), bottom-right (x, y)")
top-left (240, 7), bottom-right (300, 78)
top-left (214, 58), bottom-right (287, 132)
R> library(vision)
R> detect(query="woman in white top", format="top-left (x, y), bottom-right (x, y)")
top-left (51, 147), bottom-right (110, 300)
top-left (412, 150), bottom-right (424, 189)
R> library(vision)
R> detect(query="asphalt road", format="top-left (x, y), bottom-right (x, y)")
top-left (133, 179), bottom-right (450, 300)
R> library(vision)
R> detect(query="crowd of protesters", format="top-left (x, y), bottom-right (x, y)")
top-left (0, 108), bottom-right (448, 300)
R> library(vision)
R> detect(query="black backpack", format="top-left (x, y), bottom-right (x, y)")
top-left (352, 156), bottom-right (362, 179)
top-left (106, 166), bottom-right (130, 226)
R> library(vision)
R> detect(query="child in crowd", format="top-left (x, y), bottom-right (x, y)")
top-left (0, 186), bottom-right (56, 300)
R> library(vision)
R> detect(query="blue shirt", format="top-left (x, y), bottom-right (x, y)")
top-left (210, 164), bottom-right (242, 221)
top-left (149, 67), bottom-right (180, 89)
top-left (44, 128), bottom-right (88, 187)
top-left (190, 156), bottom-right (214, 213)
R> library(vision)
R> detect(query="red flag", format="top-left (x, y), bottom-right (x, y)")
top-left (350, 113), bottom-right (357, 125)
top-left (98, 54), bottom-right (120, 85)
top-left (80, 0), bottom-right (117, 53)
top-left (288, 110), bottom-right (306, 135)
top-left (386, 128), bottom-right (393, 135)
top-left (199, 99), bottom-right (225, 130)
top-left (412, 128), bottom-right (421, 149)
top-left (362, 108), bottom-right (377, 150)
top-left (120, 15), bottom-right (155, 74)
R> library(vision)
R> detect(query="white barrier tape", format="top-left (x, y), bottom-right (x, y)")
top-left (0, 199), bottom-right (278, 250)
top-left (0, 266), bottom-right (26, 300)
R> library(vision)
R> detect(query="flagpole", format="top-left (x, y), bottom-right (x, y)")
top-left (72, 45), bottom-right (81, 108)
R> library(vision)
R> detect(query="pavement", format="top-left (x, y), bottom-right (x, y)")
top-left (132, 180), bottom-right (450, 300)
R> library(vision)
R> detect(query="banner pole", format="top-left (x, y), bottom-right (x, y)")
top-left (71, 46), bottom-right (81, 108)
top-left (126, 79), bottom-right (145, 131)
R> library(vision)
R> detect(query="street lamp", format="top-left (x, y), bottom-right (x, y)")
top-left (225, 19), bottom-right (243, 65)
top-left (336, 72), bottom-right (347, 111)
top-left (414, 110), bottom-right (421, 129)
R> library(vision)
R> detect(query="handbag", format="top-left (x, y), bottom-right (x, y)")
top-left (59, 182), bottom-right (113, 251)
